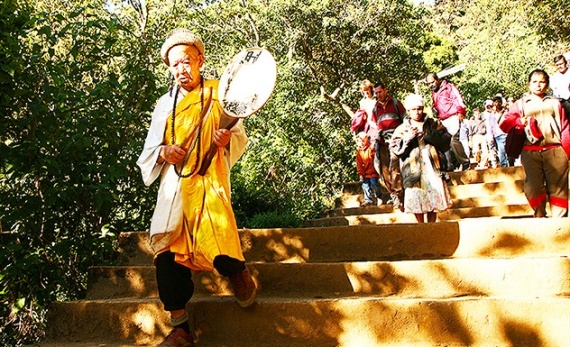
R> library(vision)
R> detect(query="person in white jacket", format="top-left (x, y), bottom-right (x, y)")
top-left (136, 28), bottom-right (254, 347)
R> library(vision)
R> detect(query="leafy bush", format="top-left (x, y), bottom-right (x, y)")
top-left (245, 210), bottom-right (303, 229)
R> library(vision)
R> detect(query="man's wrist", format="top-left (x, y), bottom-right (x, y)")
top-left (157, 146), bottom-right (167, 164)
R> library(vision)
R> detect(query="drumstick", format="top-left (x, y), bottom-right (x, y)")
top-left (197, 115), bottom-right (238, 176)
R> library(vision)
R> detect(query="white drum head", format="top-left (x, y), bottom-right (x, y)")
top-left (218, 48), bottom-right (277, 118)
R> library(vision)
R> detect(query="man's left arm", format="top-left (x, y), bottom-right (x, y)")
top-left (449, 83), bottom-right (467, 115)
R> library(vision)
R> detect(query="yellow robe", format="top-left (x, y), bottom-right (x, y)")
top-left (157, 80), bottom-right (245, 272)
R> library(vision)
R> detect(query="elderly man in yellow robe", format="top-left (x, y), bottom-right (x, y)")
top-left (137, 28), bottom-right (255, 347)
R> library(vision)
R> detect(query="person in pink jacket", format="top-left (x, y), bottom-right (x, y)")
top-left (500, 69), bottom-right (570, 217)
top-left (425, 73), bottom-right (470, 171)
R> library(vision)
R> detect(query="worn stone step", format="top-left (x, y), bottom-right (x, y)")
top-left (118, 218), bottom-right (570, 266)
top-left (449, 194), bottom-right (528, 208)
top-left (446, 180), bottom-right (524, 198)
top-left (447, 165), bottom-right (525, 185)
top-left (323, 204), bottom-right (395, 218)
top-left (306, 203), bottom-right (532, 226)
top-left (326, 193), bottom-right (529, 217)
top-left (86, 257), bottom-right (570, 300)
top-left (44, 297), bottom-right (570, 347)
top-left (437, 204), bottom-right (533, 220)
top-left (340, 166), bottom-right (525, 196)
top-left (336, 179), bottom-right (525, 209)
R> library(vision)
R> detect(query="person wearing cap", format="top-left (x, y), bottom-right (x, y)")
top-left (425, 73), bottom-right (470, 171)
top-left (390, 94), bottom-right (453, 223)
top-left (500, 69), bottom-right (570, 218)
top-left (136, 28), bottom-right (255, 346)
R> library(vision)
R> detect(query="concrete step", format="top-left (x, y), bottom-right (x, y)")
top-left (86, 257), bottom-right (570, 300)
top-left (117, 218), bottom-right (570, 265)
top-left (336, 179), bottom-right (525, 209)
top-left (306, 204), bottom-right (532, 226)
top-left (449, 194), bottom-right (528, 208)
top-left (340, 166), bottom-right (525, 196)
top-left (322, 197), bottom-right (530, 219)
top-left (44, 297), bottom-right (570, 347)
top-left (446, 180), bottom-right (524, 198)
top-left (437, 204), bottom-right (533, 220)
top-left (330, 193), bottom-right (527, 213)
top-left (447, 165), bottom-right (525, 185)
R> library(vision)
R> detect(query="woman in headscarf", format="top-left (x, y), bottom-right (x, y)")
top-left (390, 94), bottom-right (453, 223)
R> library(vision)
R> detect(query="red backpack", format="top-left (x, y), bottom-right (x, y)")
top-left (350, 109), bottom-right (368, 133)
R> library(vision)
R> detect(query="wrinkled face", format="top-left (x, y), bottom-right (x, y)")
top-left (555, 59), bottom-right (568, 74)
top-left (408, 106), bottom-right (424, 121)
top-left (528, 73), bottom-right (549, 97)
top-left (168, 44), bottom-right (204, 91)
top-left (373, 86), bottom-right (388, 102)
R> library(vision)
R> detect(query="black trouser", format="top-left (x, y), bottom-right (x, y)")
top-left (561, 99), bottom-right (570, 121)
top-left (449, 132), bottom-right (470, 169)
top-left (155, 251), bottom-right (245, 311)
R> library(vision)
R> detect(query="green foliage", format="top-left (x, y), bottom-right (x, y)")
top-left (1, 0), bottom-right (568, 345)
top-left (428, 0), bottom-right (565, 111)
top-left (245, 210), bottom-right (303, 229)
top-left (0, 2), bottom-right (161, 345)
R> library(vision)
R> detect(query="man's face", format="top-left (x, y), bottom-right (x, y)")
top-left (555, 59), bottom-right (568, 74)
top-left (358, 134), bottom-right (370, 147)
top-left (168, 44), bottom-right (204, 91)
top-left (425, 76), bottom-right (440, 91)
top-left (493, 99), bottom-right (503, 110)
top-left (373, 86), bottom-right (388, 102)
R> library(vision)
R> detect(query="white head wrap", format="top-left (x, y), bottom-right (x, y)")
top-left (161, 28), bottom-right (205, 65)
top-left (403, 93), bottom-right (424, 110)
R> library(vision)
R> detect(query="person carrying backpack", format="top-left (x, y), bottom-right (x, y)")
top-left (372, 81), bottom-right (405, 208)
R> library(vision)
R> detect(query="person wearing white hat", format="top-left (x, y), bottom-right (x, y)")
top-left (137, 28), bottom-right (255, 346)
top-left (389, 94), bottom-right (453, 223)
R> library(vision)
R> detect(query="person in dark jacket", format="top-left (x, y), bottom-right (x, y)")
top-left (390, 94), bottom-right (453, 223)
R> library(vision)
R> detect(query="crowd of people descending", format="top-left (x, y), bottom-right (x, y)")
top-left (351, 54), bottom-right (570, 222)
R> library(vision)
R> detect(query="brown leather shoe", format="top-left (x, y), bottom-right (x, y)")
top-left (157, 328), bottom-right (194, 347)
top-left (228, 267), bottom-right (257, 308)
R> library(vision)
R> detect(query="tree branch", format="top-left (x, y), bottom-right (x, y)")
top-left (320, 84), bottom-right (353, 117)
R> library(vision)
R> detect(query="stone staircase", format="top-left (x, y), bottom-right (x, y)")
top-left (40, 167), bottom-right (570, 347)
top-left (305, 166), bottom-right (533, 226)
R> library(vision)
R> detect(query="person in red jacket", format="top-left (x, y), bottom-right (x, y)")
top-left (500, 69), bottom-right (570, 217)
top-left (372, 81), bottom-right (405, 208)
top-left (356, 131), bottom-right (383, 206)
